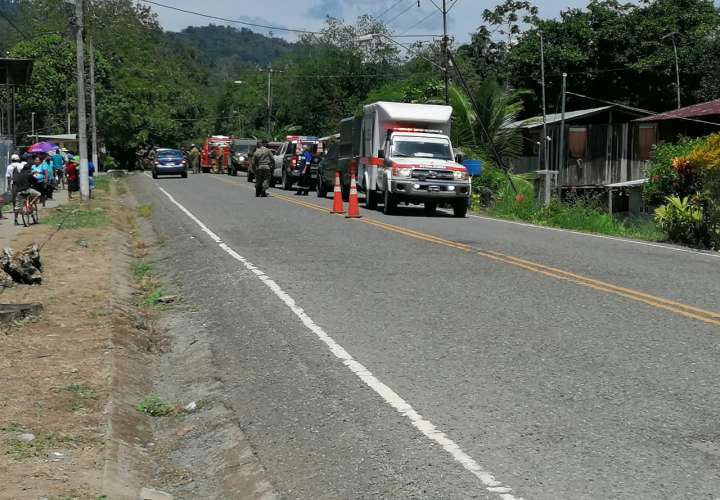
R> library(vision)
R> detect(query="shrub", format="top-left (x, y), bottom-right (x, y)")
top-left (643, 136), bottom-right (706, 205)
top-left (655, 196), bottom-right (711, 247)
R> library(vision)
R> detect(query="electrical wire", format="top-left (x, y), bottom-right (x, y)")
top-left (375, 0), bottom-right (407, 20)
top-left (139, 0), bottom-right (318, 34)
top-left (386, 1), bottom-right (418, 27)
top-left (398, 9), bottom-right (439, 36)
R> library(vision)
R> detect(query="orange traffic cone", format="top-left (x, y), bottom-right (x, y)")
top-left (331, 171), bottom-right (345, 214)
top-left (346, 173), bottom-right (361, 219)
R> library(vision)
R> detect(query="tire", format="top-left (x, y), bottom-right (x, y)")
top-left (453, 200), bottom-right (468, 218)
top-left (424, 201), bottom-right (437, 215)
top-left (383, 188), bottom-right (397, 215)
top-left (282, 169), bottom-right (293, 190)
top-left (181, 171), bottom-right (188, 179)
top-left (317, 176), bottom-right (327, 198)
top-left (152, 171), bottom-right (158, 179)
top-left (365, 186), bottom-right (378, 210)
top-left (269, 177), bottom-right (276, 188)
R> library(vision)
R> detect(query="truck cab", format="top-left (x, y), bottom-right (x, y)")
top-left (377, 129), bottom-right (470, 216)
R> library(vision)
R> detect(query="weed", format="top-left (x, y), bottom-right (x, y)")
top-left (131, 261), bottom-right (152, 281)
top-left (0, 422), bottom-right (26, 433)
top-left (64, 383), bottom-right (98, 400)
top-left (143, 287), bottom-right (166, 306)
top-left (42, 204), bottom-right (110, 230)
top-left (4, 432), bottom-right (73, 460)
top-left (136, 395), bottom-right (177, 417)
top-left (137, 204), bottom-right (153, 218)
top-left (94, 176), bottom-right (110, 192)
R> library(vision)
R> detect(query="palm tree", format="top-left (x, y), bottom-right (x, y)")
top-left (449, 78), bottom-right (523, 165)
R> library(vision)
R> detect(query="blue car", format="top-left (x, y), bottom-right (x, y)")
top-left (152, 148), bottom-right (188, 179)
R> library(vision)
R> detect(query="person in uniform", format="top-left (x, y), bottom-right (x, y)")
top-left (188, 144), bottom-right (201, 174)
top-left (252, 139), bottom-right (274, 197)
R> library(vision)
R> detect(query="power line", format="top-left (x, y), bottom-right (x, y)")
top-left (139, 0), bottom-right (318, 34)
top-left (376, 0), bottom-right (407, 20)
top-left (398, 9), bottom-right (439, 36)
top-left (386, 1), bottom-right (418, 27)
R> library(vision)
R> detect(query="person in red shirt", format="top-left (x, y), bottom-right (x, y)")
top-left (66, 157), bottom-right (79, 200)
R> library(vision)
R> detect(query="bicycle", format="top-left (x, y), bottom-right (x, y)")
top-left (14, 191), bottom-right (39, 227)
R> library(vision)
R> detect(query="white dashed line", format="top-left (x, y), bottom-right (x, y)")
top-left (151, 180), bottom-right (526, 500)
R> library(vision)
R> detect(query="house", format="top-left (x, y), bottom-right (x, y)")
top-left (508, 105), bottom-right (645, 188)
top-left (633, 99), bottom-right (720, 161)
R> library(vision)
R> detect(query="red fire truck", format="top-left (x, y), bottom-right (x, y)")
top-left (201, 135), bottom-right (232, 173)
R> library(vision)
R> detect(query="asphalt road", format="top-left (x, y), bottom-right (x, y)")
top-left (132, 172), bottom-right (720, 500)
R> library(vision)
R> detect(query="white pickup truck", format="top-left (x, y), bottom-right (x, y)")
top-left (356, 101), bottom-right (471, 217)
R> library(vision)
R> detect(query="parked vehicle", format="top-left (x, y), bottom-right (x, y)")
top-left (201, 135), bottom-right (232, 173)
top-left (356, 102), bottom-right (470, 217)
top-left (275, 136), bottom-right (320, 191)
top-left (151, 148), bottom-right (188, 179)
top-left (229, 138), bottom-right (256, 177)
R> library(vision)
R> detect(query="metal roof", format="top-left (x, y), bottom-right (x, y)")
top-left (635, 99), bottom-right (720, 122)
top-left (508, 106), bottom-right (613, 129)
top-left (605, 178), bottom-right (648, 188)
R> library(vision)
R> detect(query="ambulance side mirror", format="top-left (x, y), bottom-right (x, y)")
top-left (455, 153), bottom-right (464, 164)
top-left (378, 149), bottom-right (385, 159)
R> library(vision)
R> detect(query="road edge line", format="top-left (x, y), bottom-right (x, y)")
top-left (151, 180), bottom-right (526, 500)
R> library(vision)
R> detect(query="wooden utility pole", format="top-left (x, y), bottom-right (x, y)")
top-left (442, 0), bottom-right (449, 105)
top-left (75, 0), bottom-right (89, 199)
top-left (539, 32), bottom-right (550, 206)
top-left (558, 73), bottom-right (567, 186)
top-left (89, 37), bottom-right (98, 172)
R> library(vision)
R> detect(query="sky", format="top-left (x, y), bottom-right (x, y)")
top-left (148, 0), bottom-right (596, 43)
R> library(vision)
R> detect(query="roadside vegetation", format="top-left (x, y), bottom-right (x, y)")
top-left (644, 135), bottom-right (720, 249)
top-left (470, 166), bottom-right (665, 241)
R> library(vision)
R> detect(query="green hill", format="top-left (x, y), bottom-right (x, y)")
top-left (168, 24), bottom-right (294, 71)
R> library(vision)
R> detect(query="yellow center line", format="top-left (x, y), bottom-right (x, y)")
top-left (206, 174), bottom-right (720, 326)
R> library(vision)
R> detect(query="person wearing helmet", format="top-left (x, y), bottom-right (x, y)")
top-left (5, 154), bottom-right (22, 192)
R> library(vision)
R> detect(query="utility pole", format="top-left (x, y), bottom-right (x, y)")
top-left (31, 112), bottom-right (35, 143)
top-left (75, 0), bottom-right (89, 200)
top-left (442, 0), bottom-right (449, 104)
top-left (670, 33), bottom-right (681, 109)
top-left (558, 73), bottom-right (567, 186)
top-left (65, 85), bottom-right (71, 134)
top-left (266, 66), bottom-right (272, 139)
top-left (539, 31), bottom-right (550, 206)
top-left (89, 37), bottom-right (98, 172)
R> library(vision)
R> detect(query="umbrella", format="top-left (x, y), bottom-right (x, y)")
top-left (27, 142), bottom-right (59, 154)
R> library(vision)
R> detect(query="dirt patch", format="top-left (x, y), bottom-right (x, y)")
top-left (0, 188), bottom-right (117, 499)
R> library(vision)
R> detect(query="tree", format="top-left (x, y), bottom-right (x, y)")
top-left (483, 0), bottom-right (539, 44)
top-left (448, 79), bottom-right (523, 163)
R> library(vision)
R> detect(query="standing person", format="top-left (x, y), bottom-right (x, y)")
top-left (66, 156), bottom-right (79, 200)
top-left (43, 156), bottom-right (55, 200)
top-left (296, 146), bottom-right (313, 196)
top-left (5, 154), bottom-right (21, 192)
top-left (188, 144), bottom-right (200, 174)
top-left (88, 161), bottom-right (96, 199)
top-left (30, 156), bottom-right (49, 206)
top-left (252, 139), bottom-right (274, 197)
top-left (51, 148), bottom-right (65, 189)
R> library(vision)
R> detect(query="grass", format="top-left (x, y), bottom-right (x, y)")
top-left (4, 432), bottom-right (74, 460)
top-left (143, 287), bottom-right (167, 306)
top-left (131, 261), bottom-right (152, 281)
top-left (94, 176), bottom-right (110, 192)
top-left (63, 383), bottom-right (98, 400)
top-left (136, 395), bottom-right (177, 417)
top-left (42, 204), bottom-right (110, 230)
top-left (137, 203), bottom-right (152, 218)
top-left (487, 198), bottom-right (665, 241)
